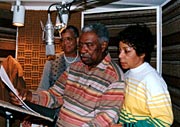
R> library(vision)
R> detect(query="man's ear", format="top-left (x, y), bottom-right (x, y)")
top-left (101, 42), bottom-right (108, 52)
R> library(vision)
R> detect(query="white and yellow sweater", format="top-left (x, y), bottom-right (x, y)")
top-left (119, 62), bottom-right (173, 127)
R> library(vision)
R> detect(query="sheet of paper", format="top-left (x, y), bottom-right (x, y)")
top-left (0, 65), bottom-right (39, 114)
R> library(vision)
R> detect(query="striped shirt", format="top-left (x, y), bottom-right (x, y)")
top-left (31, 54), bottom-right (125, 127)
top-left (118, 62), bottom-right (173, 127)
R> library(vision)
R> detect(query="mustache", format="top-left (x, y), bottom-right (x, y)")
top-left (80, 53), bottom-right (91, 57)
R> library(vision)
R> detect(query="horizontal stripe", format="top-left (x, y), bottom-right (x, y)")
top-left (32, 54), bottom-right (125, 126)
top-left (119, 62), bottom-right (173, 127)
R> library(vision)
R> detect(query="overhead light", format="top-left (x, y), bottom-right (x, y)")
top-left (13, 0), bottom-right (25, 27)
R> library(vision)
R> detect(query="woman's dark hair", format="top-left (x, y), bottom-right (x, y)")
top-left (118, 24), bottom-right (155, 63)
top-left (61, 25), bottom-right (79, 38)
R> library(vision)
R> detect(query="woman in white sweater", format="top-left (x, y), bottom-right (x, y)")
top-left (113, 24), bottom-right (173, 127)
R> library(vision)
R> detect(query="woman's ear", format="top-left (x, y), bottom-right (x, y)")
top-left (140, 53), bottom-right (145, 59)
top-left (101, 42), bottom-right (108, 52)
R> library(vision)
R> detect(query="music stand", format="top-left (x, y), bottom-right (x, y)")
top-left (0, 100), bottom-right (59, 127)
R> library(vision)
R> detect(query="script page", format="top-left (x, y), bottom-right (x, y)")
top-left (0, 65), bottom-right (39, 114)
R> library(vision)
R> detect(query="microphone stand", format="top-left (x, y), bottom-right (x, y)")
top-left (5, 111), bottom-right (13, 127)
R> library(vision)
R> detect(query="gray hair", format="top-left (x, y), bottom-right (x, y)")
top-left (82, 23), bottom-right (109, 44)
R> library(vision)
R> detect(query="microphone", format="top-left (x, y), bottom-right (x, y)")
top-left (44, 13), bottom-right (55, 56)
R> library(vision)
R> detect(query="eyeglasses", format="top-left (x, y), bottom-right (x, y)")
top-left (61, 37), bottom-right (75, 42)
top-left (79, 42), bottom-right (94, 49)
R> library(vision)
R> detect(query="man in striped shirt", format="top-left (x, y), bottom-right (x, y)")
top-left (10, 23), bottom-right (125, 127)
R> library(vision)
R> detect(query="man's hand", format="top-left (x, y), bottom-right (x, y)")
top-left (9, 89), bottom-right (32, 105)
